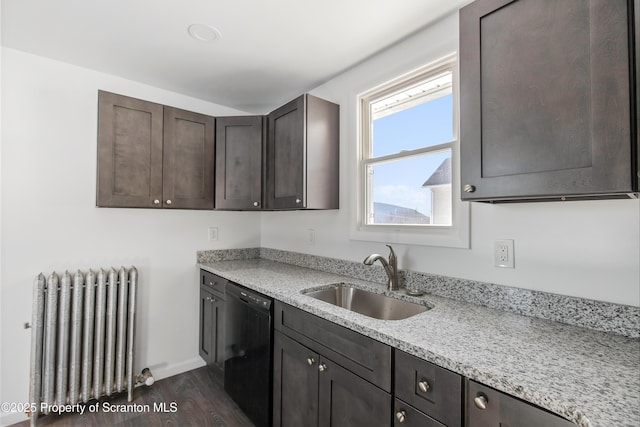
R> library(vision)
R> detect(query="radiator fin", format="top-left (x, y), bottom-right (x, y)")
top-left (29, 266), bottom-right (138, 425)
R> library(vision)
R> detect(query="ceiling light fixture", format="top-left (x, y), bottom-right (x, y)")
top-left (187, 24), bottom-right (221, 42)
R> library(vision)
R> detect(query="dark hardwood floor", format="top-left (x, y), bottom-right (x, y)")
top-left (12, 366), bottom-right (254, 427)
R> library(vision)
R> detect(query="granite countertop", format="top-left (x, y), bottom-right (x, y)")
top-left (199, 258), bottom-right (640, 427)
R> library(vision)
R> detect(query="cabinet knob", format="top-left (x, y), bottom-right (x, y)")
top-left (318, 363), bottom-right (327, 372)
top-left (473, 394), bottom-right (489, 410)
top-left (253, 201), bottom-right (260, 207)
top-left (166, 199), bottom-right (172, 205)
top-left (395, 410), bottom-right (407, 423)
top-left (153, 199), bottom-right (160, 205)
top-left (418, 380), bottom-right (430, 393)
top-left (206, 296), bottom-right (217, 303)
top-left (463, 184), bottom-right (476, 193)
top-left (295, 198), bottom-right (302, 204)
top-left (307, 357), bottom-right (315, 366)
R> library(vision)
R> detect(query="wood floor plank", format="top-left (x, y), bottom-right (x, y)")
top-left (11, 367), bottom-right (254, 427)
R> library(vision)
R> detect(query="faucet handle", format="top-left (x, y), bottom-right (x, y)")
top-left (386, 245), bottom-right (396, 261)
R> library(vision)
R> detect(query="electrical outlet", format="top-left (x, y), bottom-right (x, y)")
top-left (208, 226), bottom-right (219, 241)
top-left (494, 239), bottom-right (514, 268)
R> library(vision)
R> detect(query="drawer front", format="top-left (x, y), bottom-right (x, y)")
top-left (394, 399), bottom-right (445, 427)
top-left (395, 350), bottom-right (463, 427)
top-left (274, 301), bottom-right (392, 392)
top-left (467, 381), bottom-right (574, 427)
top-left (200, 269), bottom-right (227, 298)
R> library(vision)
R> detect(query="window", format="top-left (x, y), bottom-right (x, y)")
top-left (355, 55), bottom-right (469, 247)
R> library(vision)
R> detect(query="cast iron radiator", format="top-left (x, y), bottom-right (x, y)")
top-left (28, 267), bottom-right (138, 424)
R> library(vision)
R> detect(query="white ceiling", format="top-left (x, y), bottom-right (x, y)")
top-left (1, 0), bottom-right (468, 113)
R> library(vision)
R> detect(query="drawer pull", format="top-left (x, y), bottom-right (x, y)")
top-left (395, 410), bottom-right (407, 423)
top-left (307, 357), bottom-right (316, 366)
top-left (318, 363), bottom-right (327, 372)
top-left (418, 380), bottom-right (430, 393)
top-left (474, 394), bottom-right (488, 410)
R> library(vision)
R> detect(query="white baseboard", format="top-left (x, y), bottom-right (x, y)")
top-left (1, 410), bottom-right (28, 427)
top-left (0, 357), bottom-right (207, 427)
top-left (144, 357), bottom-right (206, 382)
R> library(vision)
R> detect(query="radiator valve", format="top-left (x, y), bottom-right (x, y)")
top-left (136, 368), bottom-right (155, 387)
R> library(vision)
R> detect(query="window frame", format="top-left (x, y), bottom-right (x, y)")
top-left (352, 54), bottom-right (470, 248)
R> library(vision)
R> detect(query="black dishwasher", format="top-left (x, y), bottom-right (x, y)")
top-left (224, 282), bottom-right (273, 427)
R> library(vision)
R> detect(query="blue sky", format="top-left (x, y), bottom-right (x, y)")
top-left (371, 93), bottom-right (453, 217)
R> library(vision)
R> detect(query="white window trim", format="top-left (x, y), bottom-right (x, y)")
top-left (350, 54), bottom-right (470, 248)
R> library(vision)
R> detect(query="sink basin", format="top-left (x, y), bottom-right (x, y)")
top-left (304, 283), bottom-right (429, 320)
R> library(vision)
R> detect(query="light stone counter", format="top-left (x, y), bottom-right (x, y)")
top-left (198, 258), bottom-right (640, 427)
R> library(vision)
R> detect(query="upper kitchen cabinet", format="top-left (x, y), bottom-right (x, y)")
top-left (97, 91), bottom-right (215, 209)
top-left (266, 94), bottom-right (339, 210)
top-left (459, 0), bottom-right (639, 202)
top-left (162, 107), bottom-right (215, 209)
top-left (215, 116), bottom-right (265, 210)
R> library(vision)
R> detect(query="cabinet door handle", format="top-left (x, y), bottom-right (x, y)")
top-left (395, 410), bottom-right (407, 423)
top-left (307, 357), bottom-right (315, 366)
top-left (473, 394), bottom-right (488, 410)
top-left (153, 199), bottom-right (160, 205)
top-left (463, 184), bottom-right (476, 193)
top-left (418, 380), bottom-right (430, 393)
top-left (318, 363), bottom-right (327, 372)
top-left (206, 296), bottom-right (217, 303)
top-left (253, 201), bottom-right (260, 207)
top-left (295, 198), bottom-right (302, 204)
top-left (166, 199), bottom-right (173, 205)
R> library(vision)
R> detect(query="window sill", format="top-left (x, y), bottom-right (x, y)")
top-left (349, 202), bottom-right (470, 248)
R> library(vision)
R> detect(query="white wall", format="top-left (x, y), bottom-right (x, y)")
top-left (260, 12), bottom-right (640, 307)
top-left (0, 48), bottom-right (261, 425)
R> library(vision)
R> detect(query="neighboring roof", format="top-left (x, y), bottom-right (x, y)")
top-left (422, 157), bottom-right (451, 187)
top-left (373, 202), bottom-right (430, 225)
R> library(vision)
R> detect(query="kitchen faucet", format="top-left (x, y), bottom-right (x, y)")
top-left (363, 245), bottom-right (400, 291)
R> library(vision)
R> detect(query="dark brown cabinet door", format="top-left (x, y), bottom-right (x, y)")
top-left (163, 107), bottom-right (215, 209)
top-left (273, 331), bottom-right (319, 427)
top-left (97, 92), bottom-right (215, 209)
top-left (215, 116), bottom-right (264, 209)
top-left (460, 0), bottom-right (637, 201)
top-left (267, 96), bottom-right (305, 209)
top-left (395, 350), bottom-right (463, 427)
top-left (393, 399), bottom-right (445, 427)
top-left (97, 91), bottom-right (164, 208)
top-left (317, 357), bottom-right (391, 427)
top-left (266, 94), bottom-right (339, 210)
top-left (467, 381), bottom-right (574, 427)
top-left (199, 286), bottom-right (224, 370)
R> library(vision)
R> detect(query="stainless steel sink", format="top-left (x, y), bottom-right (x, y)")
top-left (304, 283), bottom-right (429, 320)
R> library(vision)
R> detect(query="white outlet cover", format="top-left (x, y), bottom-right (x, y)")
top-left (494, 239), bottom-right (514, 268)
top-left (208, 226), bottom-right (219, 241)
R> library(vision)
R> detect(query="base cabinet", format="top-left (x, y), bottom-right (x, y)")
top-left (467, 380), bottom-right (574, 427)
top-left (198, 270), bottom-right (227, 371)
top-left (273, 331), bottom-right (390, 427)
top-left (393, 399), bottom-right (445, 427)
top-left (273, 332), bottom-right (318, 427)
top-left (273, 302), bottom-right (391, 426)
top-left (395, 350), bottom-right (463, 427)
top-left (318, 356), bottom-right (391, 427)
